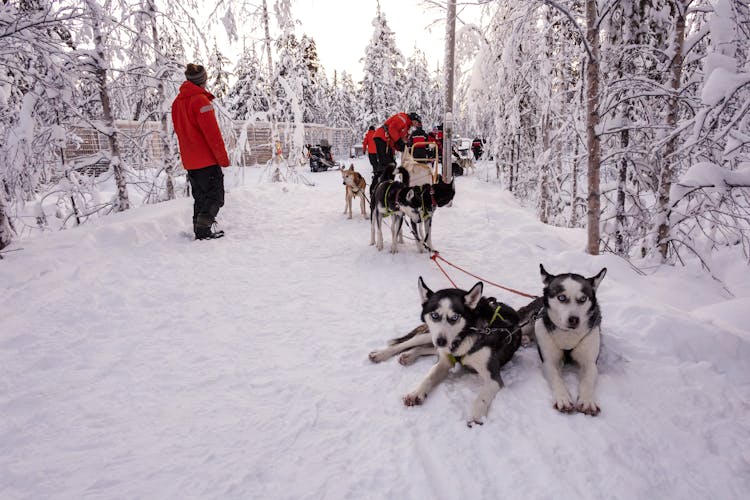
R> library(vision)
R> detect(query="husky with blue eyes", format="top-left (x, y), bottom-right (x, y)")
top-left (532, 264), bottom-right (607, 416)
top-left (402, 277), bottom-right (521, 427)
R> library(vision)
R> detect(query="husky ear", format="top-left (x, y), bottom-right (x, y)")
top-left (348, 164), bottom-right (354, 171)
top-left (540, 264), bottom-right (554, 285)
top-left (465, 282), bottom-right (483, 309)
top-left (589, 268), bottom-right (607, 290)
top-left (418, 276), bottom-right (432, 304)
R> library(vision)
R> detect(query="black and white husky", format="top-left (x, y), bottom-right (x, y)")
top-left (399, 176), bottom-right (455, 253)
top-left (369, 166), bottom-right (455, 253)
top-left (529, 264), bottom-right (607, 416)
top-left (368, 297), bottom-right (539, 366)
top-left (401, 278), bottom-right (521, 427)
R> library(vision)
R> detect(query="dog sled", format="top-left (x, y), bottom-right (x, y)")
top-left (453, 138), bottom-right (474, 175)
top-left (401, 141), bottom-right (440, 187)
top-left (308, 138), bottom-right (342, 172)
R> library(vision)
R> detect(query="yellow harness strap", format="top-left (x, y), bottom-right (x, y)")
top-left (489, 306), bottom-right (505, 327)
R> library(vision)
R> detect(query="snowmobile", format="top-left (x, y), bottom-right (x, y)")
top-left (308, 139), bottom-right (341, 172)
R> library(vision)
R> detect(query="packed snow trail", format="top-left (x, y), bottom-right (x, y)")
top-left (1, 160), bottom-right (749, 499)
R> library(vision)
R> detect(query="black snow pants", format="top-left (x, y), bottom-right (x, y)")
top-left (368, 153), bottom-right (379, 172)
top-left (373, 137), bottom-right (395, 177)
top-left (187, 165), bottom-right (224, 232)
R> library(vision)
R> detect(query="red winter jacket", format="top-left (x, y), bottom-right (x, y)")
top-left (171, 81), bottom-right (230, 170)
top-left (373, 112), bottom-right (413, 151)
top-left (363, 129), bottom-right (377, 154)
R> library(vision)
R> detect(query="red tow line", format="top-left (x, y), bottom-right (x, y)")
top-left (430, 251), bottom-right (538, 299)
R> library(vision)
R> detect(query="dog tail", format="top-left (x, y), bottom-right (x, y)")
top-left (388, 323), bottom-right (429, 345)
top-left (397, 166), bottom-right (410, 186)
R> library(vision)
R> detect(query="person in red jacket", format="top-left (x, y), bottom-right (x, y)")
top-left (371, 112), bottom-right (421, 188)
top-left (172, 63), bottom-right (230, 240)
top-left (362, 125), bottom-right (378, 172)
top-left (428, 125), bottom-right (444, 162)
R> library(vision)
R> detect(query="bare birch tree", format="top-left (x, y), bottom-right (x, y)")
top-left (84, 0), bottom-right (130, 211)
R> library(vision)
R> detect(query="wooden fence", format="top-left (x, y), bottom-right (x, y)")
top-left (58, 120), bottom-right (355, 173)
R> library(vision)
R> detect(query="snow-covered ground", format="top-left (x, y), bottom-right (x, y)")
top-left (2, 159), bottom-right (749, 499)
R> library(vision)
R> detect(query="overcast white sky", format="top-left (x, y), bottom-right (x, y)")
top-left (290, 0), bottom-right (480, 82)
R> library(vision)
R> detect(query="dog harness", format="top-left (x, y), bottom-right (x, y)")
top-left (488, 305), bottom-right (505, 327)
top-left (417, 185), bottom-right (437, 221)
top-left (448, 302), bottom-right (517, 360)
top-left (382, 182), bottom-right (402, 217)
top-left (447, 353), bottom-right (463, 366)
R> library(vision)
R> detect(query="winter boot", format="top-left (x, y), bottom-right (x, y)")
top-left (195, 214), bottom-right (224, 240)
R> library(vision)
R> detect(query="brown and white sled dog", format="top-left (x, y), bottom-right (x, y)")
top-left (531, 264), bottom-right (607, 416)
top-left (401, 278), bottom-right (522, 427)
top-left (341, 164), bottom-right (367, 219)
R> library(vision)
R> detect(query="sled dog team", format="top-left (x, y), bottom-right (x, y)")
top-left (370, 265), bottom-right (608, 427)
top-left (343, 161), bottom-right (608, 426)
top-left (342, 163), bottom-right (456, 254)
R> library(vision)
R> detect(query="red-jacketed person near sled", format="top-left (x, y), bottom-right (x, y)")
top-left (362, 125), bottom-right (378, 172)
top-left (370, 112), bottom-right (421, 185)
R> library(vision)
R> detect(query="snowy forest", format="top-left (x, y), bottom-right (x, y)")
top-left (1, 0), bottom-right (749, 274)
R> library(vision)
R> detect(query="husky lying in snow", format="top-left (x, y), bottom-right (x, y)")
top-left (368, 299), bottom-right (539, 366)
top-left (400, 278), bottom-right (522, 427)
top-left (369, 263), bottom-right (608, 418)
top-left (528, 264), bottom-right (607, 416)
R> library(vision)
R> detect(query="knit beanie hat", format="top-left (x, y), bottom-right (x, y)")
top-left (185, 63), bottom-right (207, 87)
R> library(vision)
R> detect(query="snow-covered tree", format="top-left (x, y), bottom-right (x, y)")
top-left (327, 70), bottom-right (362, 141)
top-left (402, 48), bottom-right (434, 122)
top-left (299, 34), bottom-right (330, 123)
top-left (359, 5), bottom-right (404, 129)
top-left (0, 0), bottom-right (86, 247)
top-left (226, 41), bottom-right (269, 121)
top-left (467, 0), bottom-right (750, 269)
top-left (207, 39), bottom-right (232, 99)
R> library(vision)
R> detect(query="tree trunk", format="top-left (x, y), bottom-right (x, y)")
top-left (585, 0), bottom-right (601, 255)
top-left (0, 188), bottom-right (12, 251)
top-left (509, 134), bottom-right (516, 191)
top-left (443, 0), bottom-right (457, 183)
top-left (615, 130), bottom-right (629, 254)
top-left (570, 136), bottom-right (580, 226)
top-left (262, 0), bottom-right (282, 166)
top-left (89, 0), bottom-right (130, 211)
top-left (540, 112), bottom-right (550, 224)
top-left (657, 1), bottom-right (687, 260)
top-left (147, 0), bottom-right (175, 200)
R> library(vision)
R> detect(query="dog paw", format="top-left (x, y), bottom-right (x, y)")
top-left (368, 351), bottom-right (386, 363)
top-left (467, 418), bottom-right (484, 428)
top-left (403, 392), bottom-right (425, 406)
top-left (553, 398), bottom-right (576, 414)
top-left (398, 352), bottom-right (420, 365)
top-left (576, 399), bottom-right (601, 416)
